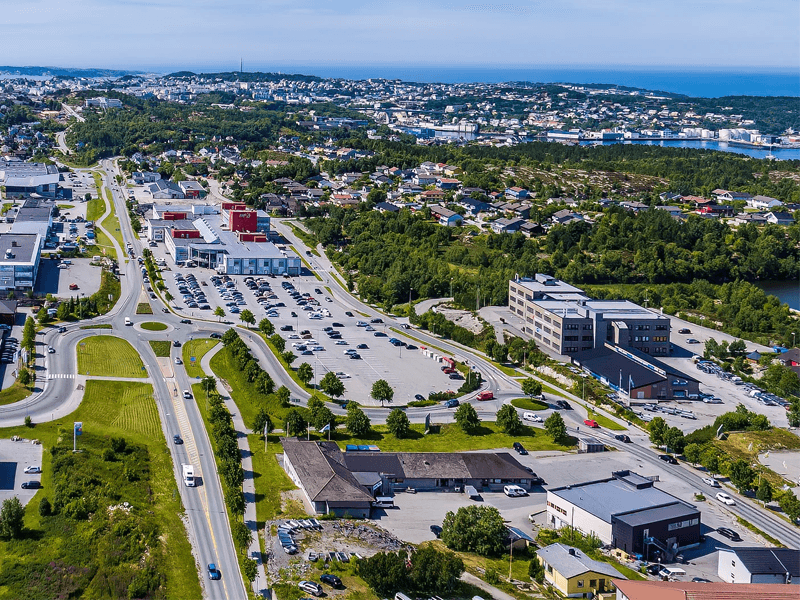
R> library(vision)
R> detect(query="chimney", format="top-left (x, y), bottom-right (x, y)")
top-left (568, 548), bottom-right (576, 556)
top-left (11, 241), bottom-right (17, 247)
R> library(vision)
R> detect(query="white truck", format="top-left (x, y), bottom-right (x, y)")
top-left (182, 464), bottom-right (195, 487)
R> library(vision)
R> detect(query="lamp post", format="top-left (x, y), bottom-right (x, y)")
top-left (793, 332), bottom-right (796, 348)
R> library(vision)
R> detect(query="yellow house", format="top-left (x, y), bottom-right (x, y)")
top-left (537, 543), bottom-right (626, 598)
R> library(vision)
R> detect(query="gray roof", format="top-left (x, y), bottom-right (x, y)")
top-left (725, 548), bottom-right (800, 577)
top-left (537, 543), bottom-right (626, 580)
top-left (550, 473), bottom-right (695, 523)
top-left (612, 501), bottom-right (699, 527)
top-left (0, 233), bottom-right (40, 264)
top-left (342, 451), bottom-right (530, 480)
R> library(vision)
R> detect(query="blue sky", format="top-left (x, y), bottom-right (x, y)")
top-left (3, 0), bottom-right (798, 73)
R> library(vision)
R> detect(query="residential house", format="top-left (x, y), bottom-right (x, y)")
top-left (697, 204), bottom-right (736, 217)
top-left (147, 180), bottom-right (184, 199)
top-left (374, 202), bottom-right (400, 214)
top-left (613, 580), bottom-right (798, 600)
top-left (437, 178), bottom-right (461, 190)
top-left (552, 209), bottom-right (584, 226)
top-left (421, 189), bottom-right (446, 202)
top-left (428, 204), bottom-right (463, 227)
top-left (713, 189), bottom-right (753, 202)
top-left (748, 195), bottom-right (783, 210)
top-left (505, 186), bottom-right (530, 200)
top-left (132, 171), bottom-right (161, 185)
top-left (459, 196), bottom-right (491, 215)
top-left (520, 221), bottom-right (545, 237)
top-left (655, 206), bottom-right (684, 220)
top-left (731, 212), bottom-right (769, 226)
top-left (766, 212), bottom-right (794, 226)
top-left (717, 548), bottom-right (800, 584)
top-left (413, 172), bottom-right (437, 186)
top-left (659, 192), bottom-right (683, 203)
top-left (620, 201), bottom-right (649, 213)
top-left (491, 217), bottom-right (525, 234)
top-left (683, 195), bottom-right (714, 208)
top-left (537, 543), bottom-right (625, 598)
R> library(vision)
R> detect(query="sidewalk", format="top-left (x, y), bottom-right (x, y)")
top-left (461, 571), bottom-right (518, 600)
top-left (201, 343), bottom-right (268, 597)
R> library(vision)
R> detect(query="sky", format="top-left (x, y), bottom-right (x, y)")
top-left (2, 0), bottom-right (798, 74)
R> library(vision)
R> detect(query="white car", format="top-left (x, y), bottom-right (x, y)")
top-left (523, 412), bottom-right (543, 423)
top-left (503, 485), bottom-right (528, 497)
top-left (23, 466), bottom-right (41, 474)
top-left (703, 477), bottom-right (720, 488)
top-left (716, 492), bottom-right (735, 505)
top-left (48, 346), bottom-right (55, 354)
top-left (174, 357), bottom-right (182, 365)
top-left (335, 372), bottom-right (351, 379)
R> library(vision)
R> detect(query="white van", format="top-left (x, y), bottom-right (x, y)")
top-left (124, 317), bottom-right (132, 326)
top-left (659, 566), bottom-right (686, 579)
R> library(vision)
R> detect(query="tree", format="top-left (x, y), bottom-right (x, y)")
top-left (357, 551), bottom-right (409, 597)
top-left (409, 545), bottom-right (465, 595)
top-left (297, 362), bottom-right (313, 386)
top-left (242, 558), bottom-right (258, 582)
top-left (521, 378), bottom-right (543, 398)
top-left (164, 291), bottom-right (174, 305)
top-left (648, 416), bottom-right (668, 447)
top-left (313, 406), bottom-right (335, 431)
top-left (259, 318), bottom-right (274, 337)
top-left (232, 519), bottom-right (252, 552)
top-left (496, 404), bottom-right (522, 434)
top-left (269, 334), bottom-right (285, 352)
top-left (214, 306), bottom-right (225, 322)
top-left (779, 490), bottom-right (800, 522)
top-left (454, 403), bottom-right (480, 434)
top-left (664, 426), bottom-right (685, 454)
top-left (285, 409), bottom-right (305, 436)
top-left (756, 479), bottom-right (773, 506)
top-left (276, 385), bottom-right (291, 407)
top-left (702, 450), bottom-right (720, 478)
top-left (281, 351), bottom-right (296, 366)
top-left (239, 309), bottom-right (255, 328)
top-left (320, 372), bottom-right (346, 398)
top-left (371, 379), bottom-right (394, 406)
top-left (18, 368), bottom-right (31, 387)
top-left (346, 404), bottom-right (372, 437)
top-left (38, 496), bottom-right (51, 517)
top-left (22, 316), bottom-right (35, 354)
top-left (201, 376), bottom-right (217, 397)
top-left (252, 408), bottom-right (273, 437)
top-left (529, 554), bottom-right (544, 583)
top-left (0, 497), bottom-right (25, 539)
top-left (441, 505), bottom-right (506, 556)
top-left (386, 408), bottom-right (411, 438)
top-left (544, 412), bottom-right (567, 442)
top-left (728, 459), bottom-right (756, 492)
top-left (684, 443), bottom-right (702, 466)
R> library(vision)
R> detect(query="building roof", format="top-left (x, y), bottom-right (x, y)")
top-left (0, 233), bottom-right (41, 265)
top-left (721, 547), bottom-right (800, 578)
top-left (612, 579), bottom-right (798, 600)
top-left (282, 439), bottom-right (375, 505)
top-left (613, 501), bottom-right (699, 528)
top-left (0, 299), bottom-right (17, 315)
top-left (512, 274), bottom-right (585, 299)
top-left (549, 471), bottom-right (696, 524)
top-left (341, 450), bottom-right (531, 481)
top-left (538, 543), bottom-right (626, 580)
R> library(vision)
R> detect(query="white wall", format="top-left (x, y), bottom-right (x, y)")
top-left (546, 491), bottom-right (613, 543)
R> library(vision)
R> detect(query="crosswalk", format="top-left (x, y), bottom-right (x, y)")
top-left (48, 373), bottom-right (75, 379)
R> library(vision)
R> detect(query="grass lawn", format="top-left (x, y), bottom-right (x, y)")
top-left (76, 335), bottom-right (147, 377)
top-left (87, 173), bottom-right (107, 222)
top-left (511, 398), bottom-right (549, 411)
top-left (291, 246), bottom-right (322, 280)
top-left (79, 323), bottom-right (112, 330)
top-left (149, 340), bottom-right (171, 357)
top-left (0, 380), bottom-right (201, 599)
top-left (288, 223), bottom-right (320, 255)
top-left (585, 407), bottom-right (626, 431)
top-left (101, 188), bottom-right (125, 249)
top-left (136, 302), bottom-right (153, 314)
top-left (181, 338), bottom-right (219, 379)
top-left (715, 429), bottom-right (800, 488)
top-left (0, 380), bottom-right (32, 406)
top-left (140, 321), bottom-right (167, 331)
top-left (325, 421), bottom-right (575, 453)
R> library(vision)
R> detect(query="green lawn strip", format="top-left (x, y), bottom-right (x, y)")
top-left (136, 302), bottom-right (153, 314)
top-left (101, 188), bottom-right (125, 249)
top-left (583, 405), bottom-right (626, 431)
top-left (79, 323), bottom-right (112, 330)
top-left (140, 321), bottom-right (167, 331)
top-left (0, 380), bottom-right (202, 599)
top-left (149, 340), bottom-right (171, 357)
top-left (248, 328), bottom-right (316, 397)
top-left (181, 338), bottom-right (219, 379)
top-left (87, 173), bottom-right (107, 222)
top-left (88, 269), bottom-right (121, 316)
top-left (288, 223), bottom-right (320, 255)
top-left (0, 380), bottom-right (32, 406)
top-left (323, 421), bottom-right (575, 453)
top-left (291, 246), bottom-right (322, 280)
top-left (76, 335), bottom-right (147, 377)
top-left (511, 398), bottom-right (549, 411)
top-left (735, 515), bottom-right (786, 547)
top-left (57, 204), bottom-right (74, 210)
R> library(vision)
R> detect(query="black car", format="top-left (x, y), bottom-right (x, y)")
top-left (345, 311), bottom-right (354, 317)
top-left (370, 318), bottom-right (383, 323)
top-left (513, 442), bottom-right (528, 455)
top-left (332, 322), bottom-right (344, 327)
top-left (356, 343), bottom-right (368, 349)
top-left (406, 345), bottom-right (418, 350)
top-left (716, 527), bottom-right (742, 541)
top-left (658, 454), bottom-right (678, 465)
top-left (180, 319), bottom-right (192, 324)
top-left (172, 340), bottom-right (182, 347)
top-left (430, 525), bottom-right (443, 538)
top-left (210, 332), bottom-right (222, 339)
top-left (614, 434), bottom-right (632, 443)
top-left (280, 325), bottom-right (293, 331)
top-left (173, 434), bottom-right (183, 444)
top-left (414, 394), bottom-right (425, 401)
top-left (58, 326), bottom-right (67, 333)
top-left (349, 353), bottom-right (361, 360)
top-left (21, 481), bottom-right (41, 489)
top-left (319, 573), bottom-right (342, 587)
top-left (555, 400), bottom-right (572, 410)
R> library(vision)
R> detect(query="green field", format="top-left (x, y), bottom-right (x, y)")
top-left (511, 398), bottom-right (549, 411)
top-left (76, 335), bottom-right (147, 377)
top-left (585, 407), bottom-right (626, 431)
top-left (136, 302), bottom-right (153, 314)
top-left (79, 324), bottom-right (112, 330)
top-left (140, 321), bottom-right (167, 331)
top-left (0, 380), bottom-right (202, 599)
top-left (181, 338), bottom-right (219, 379)
top-left (101, 188), bottom-right (125, 249)
top-left (0, 381), bottom-right (32, 406)
top-left (149, 340), bottom-right (171, 357)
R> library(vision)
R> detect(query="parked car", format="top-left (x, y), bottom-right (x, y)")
top-left (320, 573), bottom-right (342, 587)
top-left (658, 454), bottom-right (678, 465)
top-left (687, 338), bottom-right (700, 344)
top-left (716, 492), bottom-right (736, 506)
top-left (430, 525), bottom-right (443, 538)
top-left (512, 442), bottom-right (528, 455)
top-left (716, 527), bottom-right (741, 541)
top-left (21, 481), bottom-right (41, 489)
top-left (23, 466), bottom-right (41, 474)
top-left (702, 477), bottom-right (720, 487)
top-left (414, 394), bottom-right (425, 401)
top-left (298, 580), bottom-right (323, 596)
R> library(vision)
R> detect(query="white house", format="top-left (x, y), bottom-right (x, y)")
top-left (717, 548), bottom-right (799, 585)
top-left (747, 195), bottom-right (783, 210)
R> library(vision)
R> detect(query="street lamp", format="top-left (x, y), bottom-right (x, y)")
top-left (793, 332), bottom-right (796, 348)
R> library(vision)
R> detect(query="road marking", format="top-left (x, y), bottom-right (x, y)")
top-left (47, 373), bottom-right (75, 379)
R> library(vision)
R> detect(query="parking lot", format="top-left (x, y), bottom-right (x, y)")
top-left (148, 242), bottom-right (461, 405)
top-left (0, 438), bottom-right (44, 507)
top-left (376, 448), bottom-right (769, 583)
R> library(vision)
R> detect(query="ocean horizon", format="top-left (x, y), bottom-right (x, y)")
top-left (162, 63), bottom-right (800, 98)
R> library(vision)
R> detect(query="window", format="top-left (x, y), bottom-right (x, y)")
top-left (582, 336), bottom-right (593, 342)
top-left (590, 579), bottom-right (596, 588)
top-left (547, 564), bottom-right (553, 573)
top-left (583, 324), bottom-right (593, 330)
top-left (577, 580), bottom-right (584, 588)
top-left (564, 336), bottom-right (578, 341)
top-left (732, 561), bottom-right (736, 567)
top-left (544, 315), bottom-right (551, 324)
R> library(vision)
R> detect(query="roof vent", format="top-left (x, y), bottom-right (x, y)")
top-left (568, 548), bottom-right (576, 556)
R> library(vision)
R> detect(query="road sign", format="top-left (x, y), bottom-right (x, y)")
top-left (74, 422), bottom-right (83, 436)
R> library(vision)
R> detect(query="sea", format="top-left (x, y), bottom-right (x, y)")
top-left (226, 64), bottom-right (800, 98)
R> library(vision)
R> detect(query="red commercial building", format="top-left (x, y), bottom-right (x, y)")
top-left (229, 210), bottom-right (257, 232)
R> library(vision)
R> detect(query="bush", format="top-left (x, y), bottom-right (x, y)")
top-left (441, 505), bottom-right (506, 556)
top-left (38, 496), bottom-right (52, 517)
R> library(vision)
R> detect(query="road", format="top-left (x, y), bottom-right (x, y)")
top-left (0, 160), bottom-right (246, 599)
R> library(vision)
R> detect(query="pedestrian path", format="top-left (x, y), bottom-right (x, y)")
top-left (47, 373), bottom-right (75, 379)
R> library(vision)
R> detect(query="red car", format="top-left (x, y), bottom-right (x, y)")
top-left (583, 419), bottom-right (599, 428)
